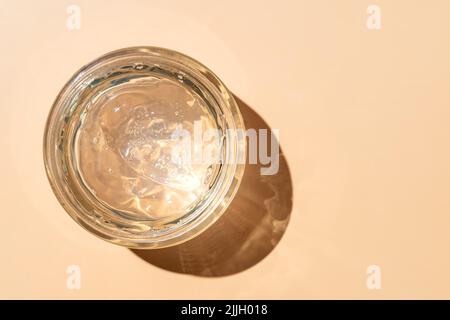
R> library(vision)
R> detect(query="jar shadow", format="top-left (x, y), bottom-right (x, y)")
top-left (130, 95), bottom-right (293, 277)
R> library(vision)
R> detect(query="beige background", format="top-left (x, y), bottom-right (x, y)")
top-left (1, 0), bottom-right (450, 299)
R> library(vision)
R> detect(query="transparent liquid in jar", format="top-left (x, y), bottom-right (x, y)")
top-left (74, 75), bottom-right (221, 222)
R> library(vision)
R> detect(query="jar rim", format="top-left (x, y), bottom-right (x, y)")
top-left (43, 46), bottom-right (246, 248)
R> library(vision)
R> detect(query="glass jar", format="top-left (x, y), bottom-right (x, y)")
top-left (43, 47), bottom-right (246, 249)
